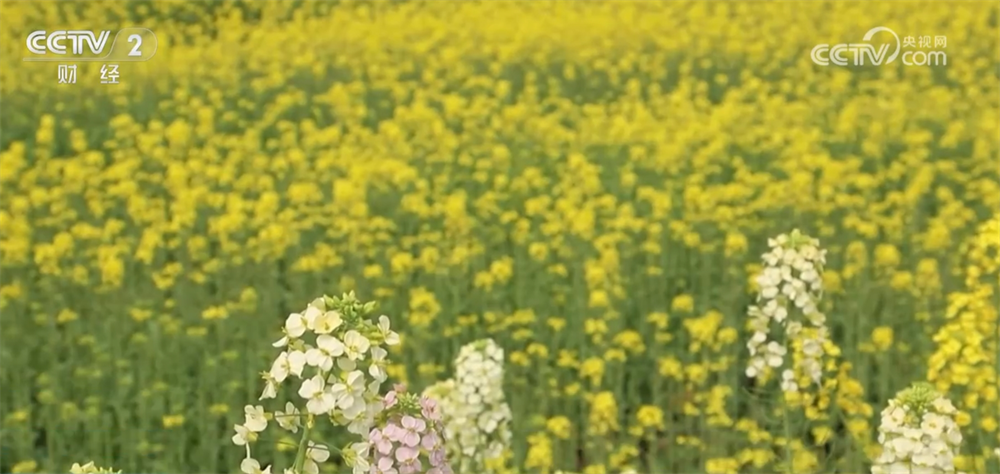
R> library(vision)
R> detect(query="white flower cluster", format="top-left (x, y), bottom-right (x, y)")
top-left (423, 339), bottom-right (513, 474)
top-left (872, 383), bottom-right (965, 474)
top-left (746, 229), bottom-right (829, 391)
top-left (233, 292), bottom-right (401, 474)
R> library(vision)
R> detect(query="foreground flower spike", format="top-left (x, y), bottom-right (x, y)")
top-left (745, 229), bottom-right (829, 391)
top-left (69, 462), bottom-right (121, 474)
top-left (234, 291), bottom-right (402, 474)
top-left (424, 338), bottom-right (513, 474)
top-left (871, 382), bottom-right (964, 474)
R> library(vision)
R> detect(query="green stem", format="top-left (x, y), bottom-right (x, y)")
top-left (778, 301), bottom-right (794, 474)
top-left (782, 402), bottom-right (793, 474)
top-left (292, 420), bottom-right (313, 474)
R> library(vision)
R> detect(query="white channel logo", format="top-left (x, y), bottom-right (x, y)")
top-left (811, 26), bottom-right (947, 67)
top-left (27, 30), bottom-right (111, 55)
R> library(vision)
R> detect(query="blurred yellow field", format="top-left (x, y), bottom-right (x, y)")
top-left (0, 1), bottom-right (998, 474)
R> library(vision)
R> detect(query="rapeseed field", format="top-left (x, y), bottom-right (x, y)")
top-left (0, 1), bottom-right (998, 474)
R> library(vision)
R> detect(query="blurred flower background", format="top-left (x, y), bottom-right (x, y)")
top-left (0, 1), bottom-right (998, 473)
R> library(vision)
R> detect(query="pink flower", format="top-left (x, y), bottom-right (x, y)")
top-left (383, 422), bottom-right (404, 443)
top-left (421, 430), bottom-right (440, 451)
top-left (371, 407), bottom-right (450, 474)
top-left (397, 457), bottom-right (421, 474)
top-left (395, 446), bottom-right (418, 463)
top-left (420, 396), bottom-right (441, 422)
top-left (383, 391), bottom-right (398, 409)
top-left (370, 427), bottom-right (393, 455)
top-left (429, 447), bottom-right (447, 467)
top-left (427, 448), bottom-right (454, 474)
top-left (393, 383), bottom-right (408, 393)
top-left (373, 456), bottom-right (397, 474)
top-left (400, 416), bottom-right (426, 447)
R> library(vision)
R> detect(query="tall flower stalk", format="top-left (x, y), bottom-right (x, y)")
top-left (232, 291), bottom-right (406, 474)
top-left (745, 229), bottom-right (830, 391)
top-left (423, 339), bottom-right (513, 474)
top-left (744, 229), bottom-right (830, 473)
top-left (871, 382), bottom-right (964, 474)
